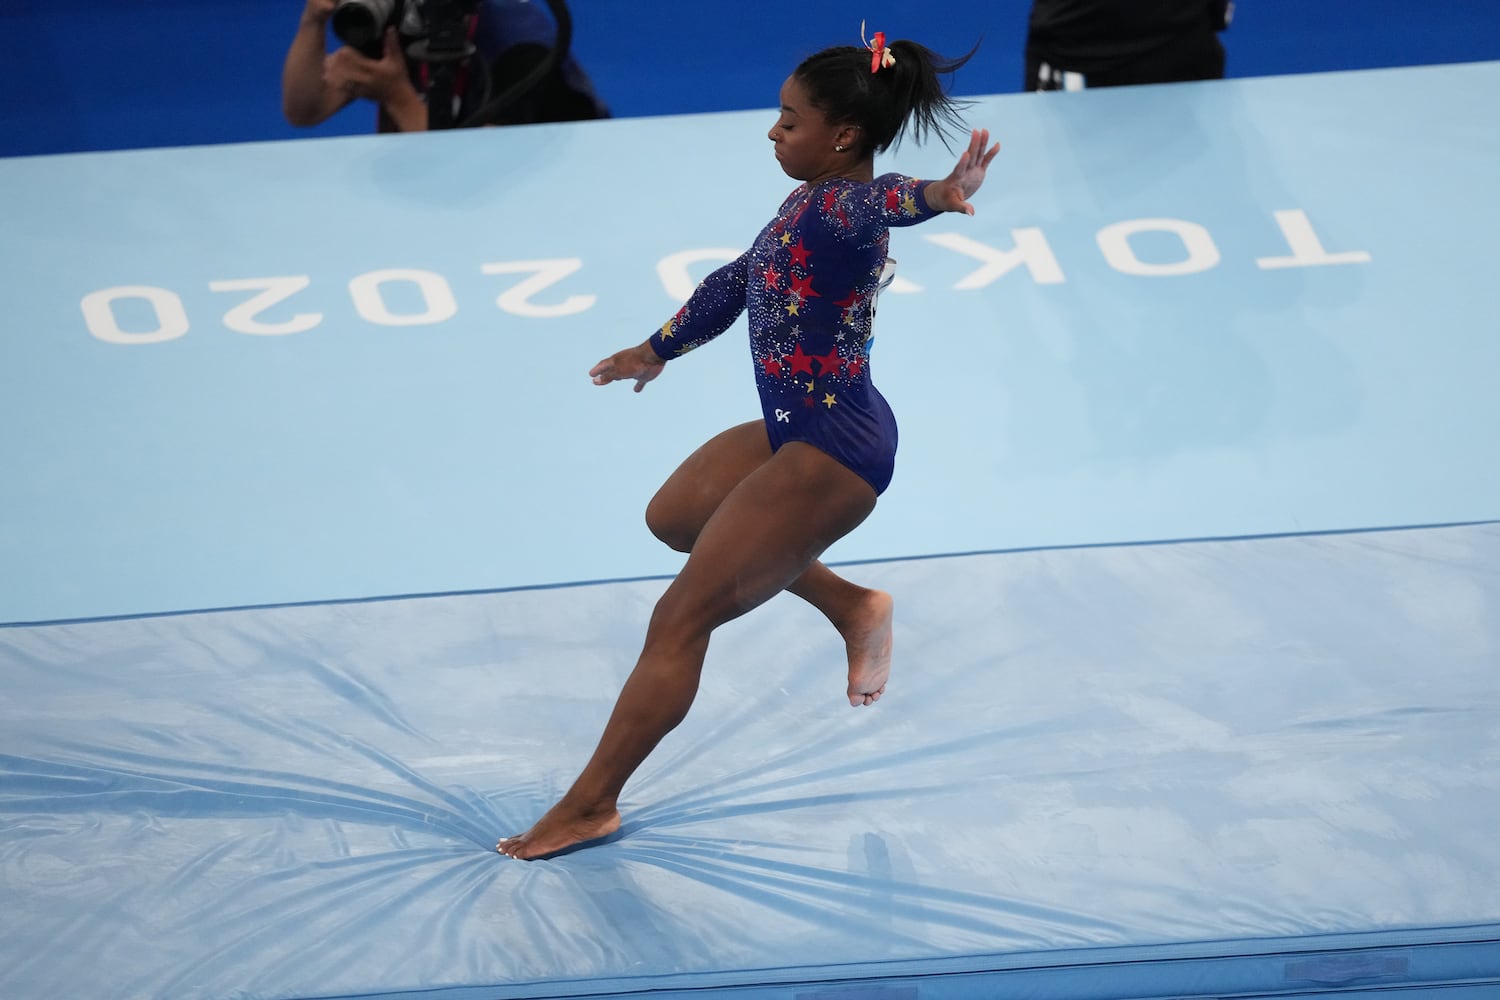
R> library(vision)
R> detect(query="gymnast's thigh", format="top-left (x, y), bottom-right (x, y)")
top-left (646, 420), bottom-right (774, 550)
top-left (655, 441), bottom-right (878, 632)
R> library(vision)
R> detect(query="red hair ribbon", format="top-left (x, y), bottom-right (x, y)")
top-left (861, 20), bottom-right (896, 74)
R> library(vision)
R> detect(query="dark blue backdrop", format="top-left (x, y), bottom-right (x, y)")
top-left (3, 0), bottom-right (1498, 157)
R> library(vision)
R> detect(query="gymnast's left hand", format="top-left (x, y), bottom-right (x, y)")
top-left (927, 128), bottom-right (1000, 216)
top-left (590, 341), bottom-right (666, 393)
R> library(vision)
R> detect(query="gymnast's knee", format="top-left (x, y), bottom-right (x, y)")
top-left (644, 494), bottom-right (696, 553)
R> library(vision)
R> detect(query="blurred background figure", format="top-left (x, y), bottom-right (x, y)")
top-left (1024, 0), bottom-right (1233, 91)
top-left (281, 0), bottom-right (608, 132)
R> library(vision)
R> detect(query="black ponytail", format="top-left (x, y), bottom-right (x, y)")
top-left (793, 37), bottom-right (978, 156)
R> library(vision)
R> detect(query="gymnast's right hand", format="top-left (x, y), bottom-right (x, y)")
top-left (589, 342), bottom-right (666, 393)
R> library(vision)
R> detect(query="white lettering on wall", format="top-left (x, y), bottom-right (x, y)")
top-left (656, 249), bottom-right (742, 302)
top-left (924, 229), bottom-right (1066, 287)
top-left (1256, 209), bottom-right (1373, 269)
top-left (75, 211), bottom-right (1376, 343)
top-left (480, 258), bottom-right (595, 317)
top-left (349, 269), bottom-right (458, 326)
top-left (1097, 218), bottom-right (1221, 276)
top-left (81, 285), bottom-right (189, 344)
top-left (209, 276), bottom-right (321, 335)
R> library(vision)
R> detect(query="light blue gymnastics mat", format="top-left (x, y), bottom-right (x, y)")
top-left (3, 522), bottom-right (1497, 999)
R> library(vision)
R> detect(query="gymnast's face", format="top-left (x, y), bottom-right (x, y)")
top-left (769, 75), bottom-right (854, 182)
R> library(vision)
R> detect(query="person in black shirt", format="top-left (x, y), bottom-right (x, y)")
top-left (1025, 0), bottom-right (1232, 91)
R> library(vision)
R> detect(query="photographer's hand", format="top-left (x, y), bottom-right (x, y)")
top-left (366, 28), bottom-right (427, 131)
top-left (323, 29), bottom-right (427, 131)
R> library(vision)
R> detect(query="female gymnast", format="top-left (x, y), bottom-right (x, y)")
top-left (498, 28), bottom-right (999, 860)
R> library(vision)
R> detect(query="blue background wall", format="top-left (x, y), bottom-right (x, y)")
top-left (3, 0), bottom-right (1500, 157)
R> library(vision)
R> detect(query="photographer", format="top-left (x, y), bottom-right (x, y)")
top-left (281, 0), bottom-right (608, 132)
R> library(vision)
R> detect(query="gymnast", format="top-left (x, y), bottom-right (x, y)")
top-left (499, 26), bottom-right (999, 860)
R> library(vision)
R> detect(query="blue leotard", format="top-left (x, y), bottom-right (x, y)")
top-left (649, 174), bottom-right (938, 495)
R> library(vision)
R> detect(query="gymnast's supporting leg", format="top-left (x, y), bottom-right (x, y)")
top-left (497, 442), bottom-right (878, 860)
top-left (646, 421), bottom-right (892, 706)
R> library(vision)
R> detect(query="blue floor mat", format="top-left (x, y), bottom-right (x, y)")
top-left (4, 523), bottom-right (1497, 999)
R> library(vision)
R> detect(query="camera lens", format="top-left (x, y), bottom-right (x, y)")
top-left (331, 0), bottom-right (394, 50)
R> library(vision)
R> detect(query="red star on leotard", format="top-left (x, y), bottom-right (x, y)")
top-left (789, 273), bottom-right (819, 300)
top-left (846, 356), bottom-right (865, 378)
top-left (815, 349), bottom-right (843, 376)
top-left (761, 354), bottom-right (784, 377)
top-left (820, 188), bottom-right (850, 226)
top-left (886, 188), bottom-right (901, 211)
top-left (788, 239), bottom-right (812, 268)
top-left (784, 343), bottom-right (817, 376)
top-left (764, 265), bottom-right (782, 290)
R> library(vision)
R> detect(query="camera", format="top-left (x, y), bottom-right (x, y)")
top-left (327, 0), bottom-right (571, 130)
top-left (330, 0), bottom-right (405, 55)
top-left (331, 0), bottom-right (480, 61)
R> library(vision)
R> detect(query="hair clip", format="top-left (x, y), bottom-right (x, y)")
top-left (861, 20), bottom-right (896, 73)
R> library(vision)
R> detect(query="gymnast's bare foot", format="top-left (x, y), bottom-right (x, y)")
top-left (842, 589), bottom-right (893, 706)
top-left (497, 799), bottom-right (621, 860)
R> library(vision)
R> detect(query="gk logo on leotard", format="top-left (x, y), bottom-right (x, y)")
top-left (774, 409), bottom-right (791, 423)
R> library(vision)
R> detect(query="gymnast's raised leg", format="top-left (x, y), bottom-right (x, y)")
top-left (645, 420), bottom-right (893, 707)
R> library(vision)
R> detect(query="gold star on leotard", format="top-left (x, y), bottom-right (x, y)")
top-left (822, 393), bottom-right (837, 408)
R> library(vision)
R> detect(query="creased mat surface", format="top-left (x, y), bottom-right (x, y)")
top-left (2, 524), bottom-right (1498, 999)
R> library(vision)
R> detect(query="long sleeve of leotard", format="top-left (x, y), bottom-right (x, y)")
top-left (817, 173), bottom-right (939, 241)
top-left (648, 253), bottom-right (750, 361)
